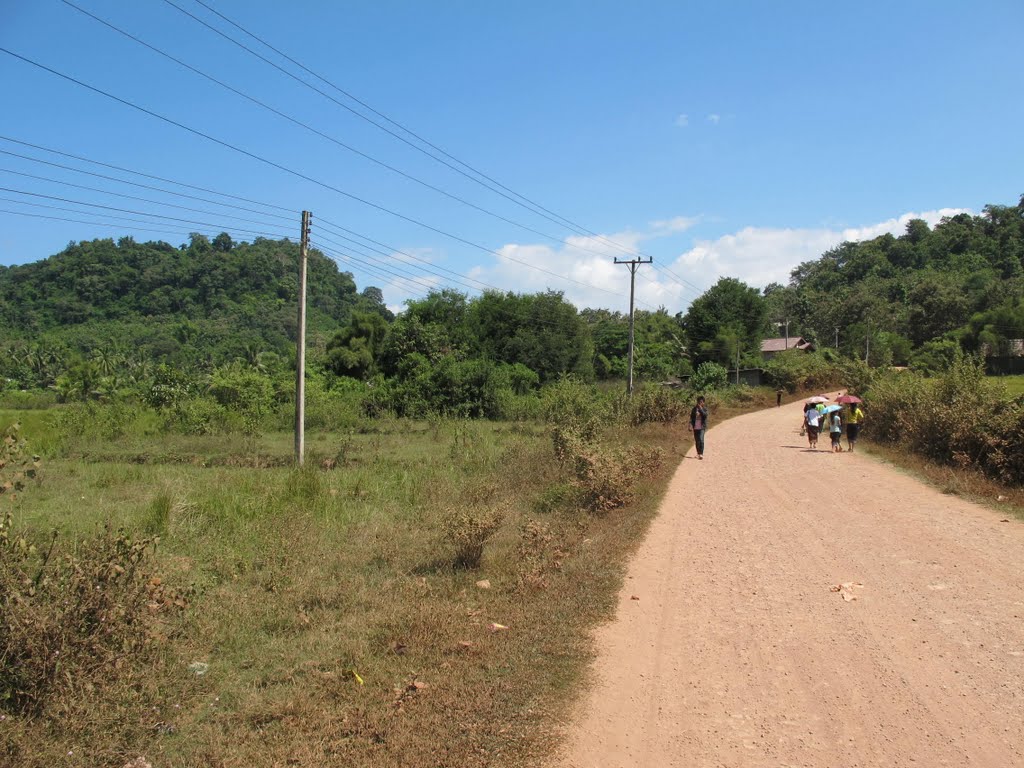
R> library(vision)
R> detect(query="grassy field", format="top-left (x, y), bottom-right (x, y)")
top-left (4, 388), bottom-right (779, 768)
top-left (991, 374), bottom-right (1024, 397)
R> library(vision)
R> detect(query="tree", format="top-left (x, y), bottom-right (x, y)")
top-left (683, 278), bottom-right (767, 366)
top-left (325, 311), bottom-right (389, 379)
top-left (212, 232), bottom-right (234, 252)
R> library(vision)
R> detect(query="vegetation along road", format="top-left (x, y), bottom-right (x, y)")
top-left (557, 396), bottom-right (1024, 767)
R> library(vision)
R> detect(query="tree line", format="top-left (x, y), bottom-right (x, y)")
top-left (1, 195), bottom-right (1022, 413)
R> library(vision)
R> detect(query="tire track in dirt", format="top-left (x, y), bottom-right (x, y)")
top-left (555, 396), bottom-right (1024, 767)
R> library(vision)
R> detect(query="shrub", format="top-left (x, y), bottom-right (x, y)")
top-left (762, 351), bottom-right (842, 393)
top-left (690, 362), bottom-right (729, 392)
top-left (442, 503), bottom-right (507, 569)
top-left (866, 357), bottom-right (1024, 484)
top-left (555, 429), bottom-right (663, 514)
top-left (622, 386), bottom-right (686, 426)
top-left (0, 524), bottom-right (162, 715)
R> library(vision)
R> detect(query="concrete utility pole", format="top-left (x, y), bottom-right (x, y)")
top-left (615, 256), bottom-right (653, 395)
top-left (777, 318), bottom-right (790, 349)
top-left (295, 210), bottom-right (311, 466)
top-left (835, 326), bottom-right (840, 348)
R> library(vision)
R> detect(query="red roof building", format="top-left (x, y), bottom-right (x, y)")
top-left (760, 336), bottom-right (815, 359)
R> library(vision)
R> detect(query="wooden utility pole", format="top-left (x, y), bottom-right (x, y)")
top-left (295, 210), bottom-right (311, 466)
top-left (735, 343), bottom-right (740, 385)
top-left (615, 256), bottom-right (652, 395)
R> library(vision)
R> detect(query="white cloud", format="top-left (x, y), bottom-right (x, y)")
top-left (380, 208), bottom-right (973, 316)
top-left (466, 207), bottom-right (971, 315)
top-left (674, 113), bottom-right (689, 128)
top-left (650, 215), bottom-right (700, 235)
top-left (667, 207), bottom-right (971, 294)
top-left (707, 113), bottom-right (721, 124)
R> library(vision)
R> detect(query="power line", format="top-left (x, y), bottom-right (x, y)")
top-left (0, 165), bottom-right (290, 231)
top-left (0, 136), bottom-right (508, 300)
top-left (61, 0), bottom-right (651, 267)
top-left (0, 46), bottom-right (630, 303)
top-left (162, 0), bottom-right (705, 300)
top-left (0, 134), bottom-right (293, 215)
top-left (0, 186), bottom-right (291, 239)
top-left (180, 0), bottom-right (703, 281)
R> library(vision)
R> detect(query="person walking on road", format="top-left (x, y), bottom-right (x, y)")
top-left (846, 403), bottom-right (865, 451)
top-left (690, 395), bottom-right (708, 460)
top-left (804, 403), bottom-right (821, 449)
top-left (776, 388), bottom-right (784, 407)
top-left (830, 410), bottom-right (844, 452)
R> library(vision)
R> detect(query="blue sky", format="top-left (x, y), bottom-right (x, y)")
top-left (1, 0), bottom-right (1021, 315)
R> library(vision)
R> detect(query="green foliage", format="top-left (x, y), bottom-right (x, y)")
top-left (684, 277), bottom-right (767, 366)
top-left (209, 363), bottom-right (274, 435)
top-left (867, 357), bottom-right (1024, 484)
top-left (690, 361), bottom-right (729, 391)
top-left (910, 338), bottom-right (963, 375)
top-left (761, 351), bottom-right (843, 392)
top-left (788, 197), bottom-right (1024, 364)
top-left (325, 310), bottom-right (390, 379)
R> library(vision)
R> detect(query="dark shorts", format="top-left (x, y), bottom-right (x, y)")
top-left (831, 431), bottom-right (842, 444)
top-left (847, 424), bottom-right (860, 441)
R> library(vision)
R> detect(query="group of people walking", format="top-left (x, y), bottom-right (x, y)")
top-left (802, 395), bottom-right (864, 453)
top-left (686, 392), bottom-right (864, 461)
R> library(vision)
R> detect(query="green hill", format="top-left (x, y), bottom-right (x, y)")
top-left (0, 233), bottom-right (388, 381)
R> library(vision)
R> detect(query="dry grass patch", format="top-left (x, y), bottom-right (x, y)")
top-left (5, 400), bottom-right (763, 767)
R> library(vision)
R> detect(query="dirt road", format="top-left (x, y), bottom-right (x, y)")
top-left (557, 396), bottom-right (1024, 767)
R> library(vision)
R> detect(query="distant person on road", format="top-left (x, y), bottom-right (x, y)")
top-left (804, 403), bottom-right (821, 449)
top-left (846, 403), bottom-right (865, 451)
top-left (830, 410), bottom-right (843, 452)
top-left (690, 395), bottom-right (708, 460)
top-left (776, 388), bottom-right (784, 407)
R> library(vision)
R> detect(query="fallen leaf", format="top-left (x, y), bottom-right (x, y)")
top-left (630, 595), bottom-right (640, 601)
top-left (488, 622), bottom-right (509, 632)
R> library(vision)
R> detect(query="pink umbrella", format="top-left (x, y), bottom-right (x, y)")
top-left (836, 395), bottom-right (863, 404)
top-left (806, 395), bottom-right (830, 404)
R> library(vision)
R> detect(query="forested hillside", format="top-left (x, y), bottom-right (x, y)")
top-left (2, 196), bottom-right (1022, 409)
top-left (763, 197), bottom-right (1024, 369)
top-left (0, 234), bottom-right (388, 378)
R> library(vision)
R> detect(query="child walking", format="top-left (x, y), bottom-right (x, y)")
top-left (830, 411), bottom-right (843, 453)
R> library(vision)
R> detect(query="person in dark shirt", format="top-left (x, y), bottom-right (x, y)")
top-left (690, 395), bottom-right (708, 460)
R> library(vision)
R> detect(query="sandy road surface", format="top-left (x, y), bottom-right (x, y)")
top-left (557, 396), bottom-right (1024, 768)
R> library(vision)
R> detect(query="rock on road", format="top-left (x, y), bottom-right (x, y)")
top-left (556, 395), bottom-right (1024, 768)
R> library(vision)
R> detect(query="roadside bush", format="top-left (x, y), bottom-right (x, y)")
top-left (621, 386), bottom-right (686, 426)
top-left (540, 376), bottom-right (611, 440)
top-left (554, 427), bottom-right (664, 513)
top-left (867, 357), bottom-right (1024, 484)
top-left (689, 361), bottom-right (729, 392)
